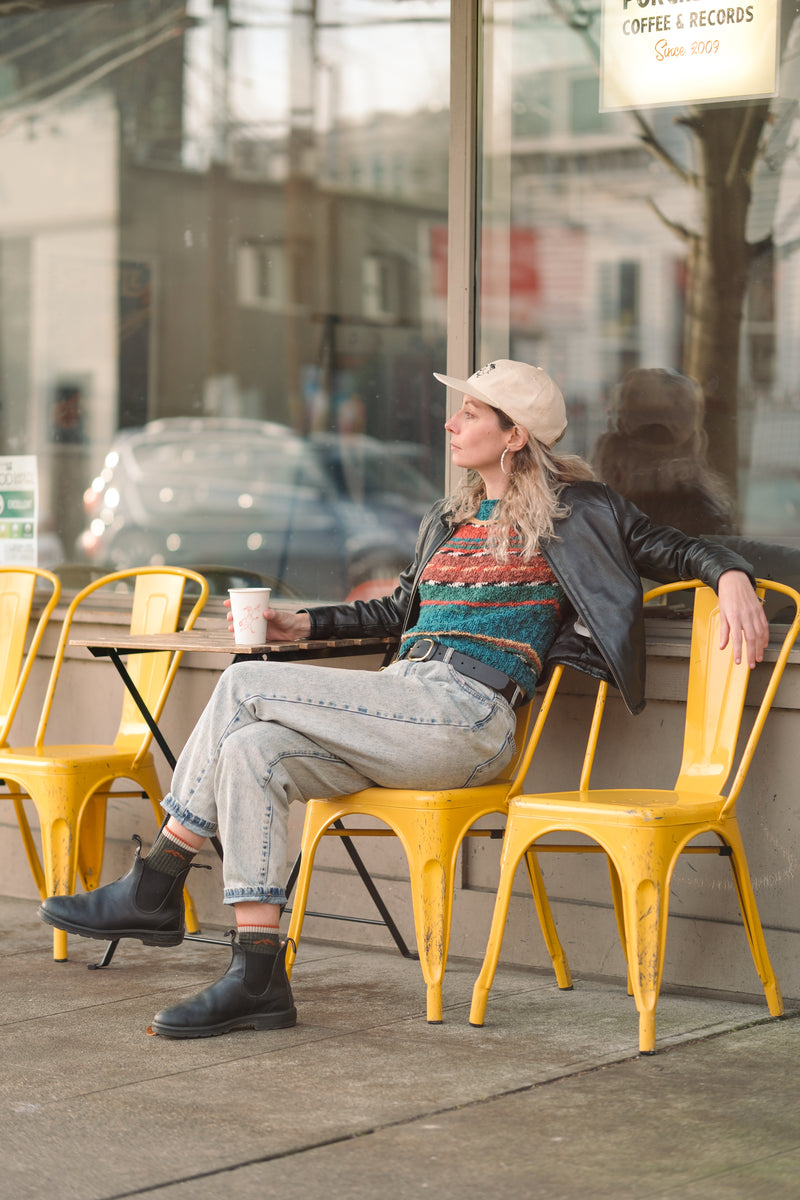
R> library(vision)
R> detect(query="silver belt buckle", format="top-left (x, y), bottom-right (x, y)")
top-left (407, 637), bottom-right (437, 662)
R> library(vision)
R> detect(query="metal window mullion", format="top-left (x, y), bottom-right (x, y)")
top-left (445, 0), bottom-right (481, 494)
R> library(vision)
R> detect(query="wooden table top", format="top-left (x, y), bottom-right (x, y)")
top-left (70, 630), bottom-right (397, 656)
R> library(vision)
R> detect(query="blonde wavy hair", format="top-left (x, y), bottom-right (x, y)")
top-left (443, 408), bottom-right (595, 562)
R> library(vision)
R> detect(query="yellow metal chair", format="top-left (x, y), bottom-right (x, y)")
top-left (469, 580), bottom-right (800, 1053)
top-left (0, 567), bottom-right (62, 892)
top-left (285, 666), bottom-right (572, 1022)
top-left (0, 567), bottom-right (209, 960)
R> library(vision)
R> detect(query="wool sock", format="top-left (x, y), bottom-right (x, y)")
top-left (238, 924), bottom-right (280, 954)
top-left (145, 826), bottom-right (198, 876)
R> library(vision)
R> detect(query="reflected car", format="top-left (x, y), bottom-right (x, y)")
top-left (75, 417), bottom-right (440, 599)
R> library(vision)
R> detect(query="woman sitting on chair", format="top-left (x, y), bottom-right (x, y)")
top-left (40, 360), bottom-right (767, 1039)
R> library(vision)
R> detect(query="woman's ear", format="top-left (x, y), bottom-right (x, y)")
top-left (507, 425), bottom-right (529, 452)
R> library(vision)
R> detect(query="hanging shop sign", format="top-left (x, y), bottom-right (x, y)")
top-left (0, 455), bottom-right (38, 565)
top-left (600, 0), bottom-right (780, 111)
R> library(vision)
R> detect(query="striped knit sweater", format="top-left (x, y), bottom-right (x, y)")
top-left (399, 499), bottom-right (566, 698)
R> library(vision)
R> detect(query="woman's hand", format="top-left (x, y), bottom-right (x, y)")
top-left (263, 607), bottom-right (312, 642)
top-left (717, 571), bottom-right (769, 669)
top-left (224, 599), bottom-right (311, 642)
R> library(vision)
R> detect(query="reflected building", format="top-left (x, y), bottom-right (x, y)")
top-left (0, 2), bottom-right (451, 568)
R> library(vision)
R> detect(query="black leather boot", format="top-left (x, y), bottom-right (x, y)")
top-left (38, 836), bottom-right (188, 947)
top-left (149, 934), bottom-right (297, 1038)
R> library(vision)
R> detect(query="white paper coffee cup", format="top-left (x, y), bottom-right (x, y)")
top-left (228, 587), bottom-right (271, 646)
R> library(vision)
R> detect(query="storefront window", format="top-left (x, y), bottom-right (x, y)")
top-left (0, 0), bottom-right (449, 599)
top-left (479, 1), bottom-right (800, 594)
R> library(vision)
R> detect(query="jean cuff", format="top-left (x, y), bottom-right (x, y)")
top-left (223, 887), bottom-right (287, 906)
top-left (160, 793), bottom-right (218, 840)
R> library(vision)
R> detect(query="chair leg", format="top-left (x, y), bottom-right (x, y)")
top-left (286, 802), bottom-right (475, 1021)
top-left (606, 857), bottom-right (632, 995)
top-left (53, 926), bottom-right (68, 961)
top-left (405, 849), bottom-right (450, 1023)
top-left (10, 788), bottom-right (47, 899)
top-left (402, 807), bottom-right (491, 1023)
top-left (722, 822), bottom-right (783, 1016)
top-left (284, 817), bottom-right (327, 980)
top-left (77, 792), bottom-right (108, 891)
top-left (522, 848), bottom-right (572, 990)
top-left (36, 804), bottom-right (82, 962)
top-left (615, 853), bottom-right (672, 1055)
top-left (469, 833), bottom-right (530, 1026)
top-left (6, 774), bottom-right (86, 959)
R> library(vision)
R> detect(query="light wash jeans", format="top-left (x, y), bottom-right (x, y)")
top-left (161, 657), bottom-right (518, 905)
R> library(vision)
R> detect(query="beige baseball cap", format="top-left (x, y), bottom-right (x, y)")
top-left (434, 359), bottom-right (567, 447)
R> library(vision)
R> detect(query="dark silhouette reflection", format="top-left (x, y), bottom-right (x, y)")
top-left (592, 368), bottom-right (736, 536)
top-left (592, 367), bottom-right (800, 621)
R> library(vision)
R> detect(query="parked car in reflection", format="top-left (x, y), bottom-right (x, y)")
top-left (75, 417), bottom-right (440, 599)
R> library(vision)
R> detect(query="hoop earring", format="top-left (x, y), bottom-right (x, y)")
top-left (500, 447), bottom-right (511, 476)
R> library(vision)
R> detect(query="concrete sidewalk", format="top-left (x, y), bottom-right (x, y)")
top-left (2, 893), bottom-right (799, 1200)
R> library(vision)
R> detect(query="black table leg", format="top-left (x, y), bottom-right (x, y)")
top-left (88, 645), bottom-right (410, 967)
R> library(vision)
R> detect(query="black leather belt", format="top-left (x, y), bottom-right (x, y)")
top-left (405, 638), bottom-right (525, 709)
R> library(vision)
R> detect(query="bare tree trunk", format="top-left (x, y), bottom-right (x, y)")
top-left (682, 103), bottom-right (770, 489)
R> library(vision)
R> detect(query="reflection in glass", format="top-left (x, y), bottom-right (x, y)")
top-left (75, 415), bottom-right (440, 599)
top-left (0, 0), bottom-right (449, 596)
top-left (479, 0), bottom-right (800, 549)
top-left (591, 368), bottom-right (736, 537)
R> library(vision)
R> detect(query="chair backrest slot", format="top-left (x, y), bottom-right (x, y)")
top-left (0, 567), bottom-right (61, 746)
top-left (32, 567), bottom-right (208, 755)
top-left (674, 583), bottom-right (752, 795)
top-left (118, 575), bottom-right (196, 751)
top-left (637, 580), bottom-right (799, 807)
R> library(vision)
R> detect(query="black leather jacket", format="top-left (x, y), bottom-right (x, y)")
top-left (306, 481), bottom-right (755, 714)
